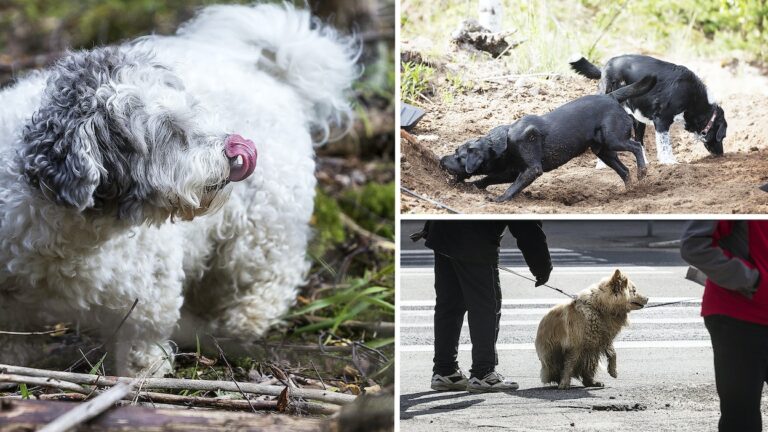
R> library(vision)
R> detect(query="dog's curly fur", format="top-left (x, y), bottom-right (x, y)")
top-left (0, 4), bottom-right (357, 376)
top-left (535, 269), bottom-right (648, 389)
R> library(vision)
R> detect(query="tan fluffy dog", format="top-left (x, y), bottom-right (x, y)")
top-left (535, 269), bottom-right (648, 389)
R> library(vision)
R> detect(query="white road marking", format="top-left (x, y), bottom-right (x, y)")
top-left (399, 318), bottom-right (703, 328)
top-left (400, 306), bottom-right (700, 317)
top-left (399, 297), bottom-right (699, 308)
top-left (400, 269), bottom-right (675, 276)
top-left (400, 340), bottom-right (712, 352)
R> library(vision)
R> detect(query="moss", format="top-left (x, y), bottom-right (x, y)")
top-left (340, 182), bottom-right (395, 239)
top-left (309, 188), bottom-right (347, 258)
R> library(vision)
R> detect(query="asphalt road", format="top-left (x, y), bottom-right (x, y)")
top-left (398, 235), bottom-right (768, 431)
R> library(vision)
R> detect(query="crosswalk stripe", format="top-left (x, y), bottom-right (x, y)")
top-left (398, 318), bottom-right (704, 328)
top-left (399, 340), bottom-right (712, 352)
top-left (401, 248), bottom-right (608, 267)
top-left (399, 297), bottom-right (701, 308)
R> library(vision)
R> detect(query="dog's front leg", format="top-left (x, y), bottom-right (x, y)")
top-left (471, 170), bottom-right (518, 190)
top-left (492, 166), bottom-right (542, 202)
top-left (559, 348), bottom-right (580, 389)
top-left (605, 345), bottom-right (617, 378)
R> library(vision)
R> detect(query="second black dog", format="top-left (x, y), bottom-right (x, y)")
top-left (463, 75), bottom-right (657, 202)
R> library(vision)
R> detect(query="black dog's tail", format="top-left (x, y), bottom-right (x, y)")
top-left (608, 76), bottom-right (657, 103)
top-left (569, 56), bottom-right (602, 79)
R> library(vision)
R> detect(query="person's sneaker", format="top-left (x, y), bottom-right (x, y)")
top-left (430, 369), bottom-right (469, 391)
top-left (467, 371), bottom-right (519, 393)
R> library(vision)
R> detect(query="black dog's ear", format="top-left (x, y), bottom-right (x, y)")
top-left (716, 121), bottom-right (726, 142)
top-left (486, 135), bottom-right (505, 155)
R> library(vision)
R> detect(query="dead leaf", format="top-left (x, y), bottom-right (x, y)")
top-left (276, 387), bottom-right (290, 412)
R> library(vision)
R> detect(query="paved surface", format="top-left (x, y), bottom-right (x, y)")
top-left (398, 224), bottom-right (768, 431)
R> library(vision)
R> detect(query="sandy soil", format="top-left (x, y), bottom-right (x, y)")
top-left (400, 53), bottom-right (768, 214)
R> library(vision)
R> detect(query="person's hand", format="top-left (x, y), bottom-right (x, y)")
top-left (737, 273), bottom-right (760, 299)
top-left (535, 267), bottom-right (552, 287)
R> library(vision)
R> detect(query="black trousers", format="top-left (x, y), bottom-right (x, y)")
top-left (433, 252), bottom-right (501, 378)
top-left (704, 314), bottom-right (768, 432)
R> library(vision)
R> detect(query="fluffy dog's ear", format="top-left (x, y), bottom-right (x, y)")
top-left (608, 269), bottom-right (627, 292)
top-left (20, 52), bottom-right (115, 211)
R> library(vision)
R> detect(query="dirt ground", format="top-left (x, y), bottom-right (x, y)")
top-left (400, 50), bottom-right (768, 214)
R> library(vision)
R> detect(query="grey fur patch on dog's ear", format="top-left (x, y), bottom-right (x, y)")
top-left (19, 50), bottom-right (124, 211)
top-left (18, 47), bottom-right (153, 215)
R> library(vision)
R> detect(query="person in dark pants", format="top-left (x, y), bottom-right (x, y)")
top-left (414, 220), bottom-right (552, 393)
top-left (681, 221), bottom-right (768, 432)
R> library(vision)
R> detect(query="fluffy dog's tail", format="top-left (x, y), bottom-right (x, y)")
top-left (608, 75), bottom-right (657, 103)
top-left (178, 4), bottom-right (360, 144)
top-left (569, 56), bottom-right (602, 79)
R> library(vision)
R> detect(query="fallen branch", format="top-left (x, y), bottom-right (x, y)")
top-left (39, 382), bottom-right (132, 432)
top-left (0, 328), bottom-right (68, 336)
top-left (0, 373), bottom-right (89, 395)
top-left (339, 212), bottom-right (395, 251)
top-left (10, 391), bottom-right (339, 415)
top-left (0, 364), bottom-right (356, 406)
top-left (0, 399), bottom-right (324, 431)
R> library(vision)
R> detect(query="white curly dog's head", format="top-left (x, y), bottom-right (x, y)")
top-left (20, 48), bottom-right (258, 223)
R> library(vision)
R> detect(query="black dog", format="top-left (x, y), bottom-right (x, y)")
top-left (462, 76), bottom-right (657, 202)
top-left (439, 139), bottom-right (518, 188)
top-left (570, 55), bottom-right (726, 164)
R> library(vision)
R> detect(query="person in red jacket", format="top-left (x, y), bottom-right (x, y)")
top-left (680, 220), bottom-right (768, 432)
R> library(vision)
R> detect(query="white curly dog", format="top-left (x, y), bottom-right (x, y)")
top-left (0, 4), bottom-right (357, 376)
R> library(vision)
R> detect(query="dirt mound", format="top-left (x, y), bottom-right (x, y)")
top-left (401, 68), bottom-right (768, 214)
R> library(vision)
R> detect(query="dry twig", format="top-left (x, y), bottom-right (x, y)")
top-left (38, 382), bottom-right (132, 432)
top-left (0, 364), bottom-right (356, 405)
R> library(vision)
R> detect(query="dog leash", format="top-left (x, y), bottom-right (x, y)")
top-left (643, 298), bottom-right (700, 308)
top-left (400, 186), bottom-right (461, 214)
top-left (498, 266), bottom-right (577, 300)
top-left (499, 266), bottom-right (700, 308)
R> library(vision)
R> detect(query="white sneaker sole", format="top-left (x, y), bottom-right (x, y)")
top-left (466, 384), bottom-right (519, 393)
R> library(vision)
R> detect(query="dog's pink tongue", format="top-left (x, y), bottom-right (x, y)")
top-left (225, 134), bottom-right (257, 182)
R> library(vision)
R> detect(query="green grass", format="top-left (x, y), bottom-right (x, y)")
top-left (290, 264), bottom-right (394, 345)
top-left (401, 0), bottom-right (768, 76)
top-left (401, 61), bottom-right (435, 105)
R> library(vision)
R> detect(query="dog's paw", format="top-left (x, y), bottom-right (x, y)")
top-left (469, 181), bottom-right (488, 190)
top-left (584, 380), bottom-right (604, 388)
top-left (558, 380), bottom-right (571, 390)
top-left (489, 195), bottom-right (509, 203)
top-left (637, 167), bottom-right (648, 181)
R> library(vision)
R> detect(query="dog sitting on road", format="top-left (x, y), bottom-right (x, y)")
top-left (535, 269), bottom-right (648, 389)
top-left (570, 54), bottom-right (726, 164)
top-left (451, 75), bottom-right (656, 202)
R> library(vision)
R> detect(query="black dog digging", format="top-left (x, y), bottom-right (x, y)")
top-left (441, 76), bottom-right (657, 202)
top-left (570, 54), bottom-right (727, 164)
